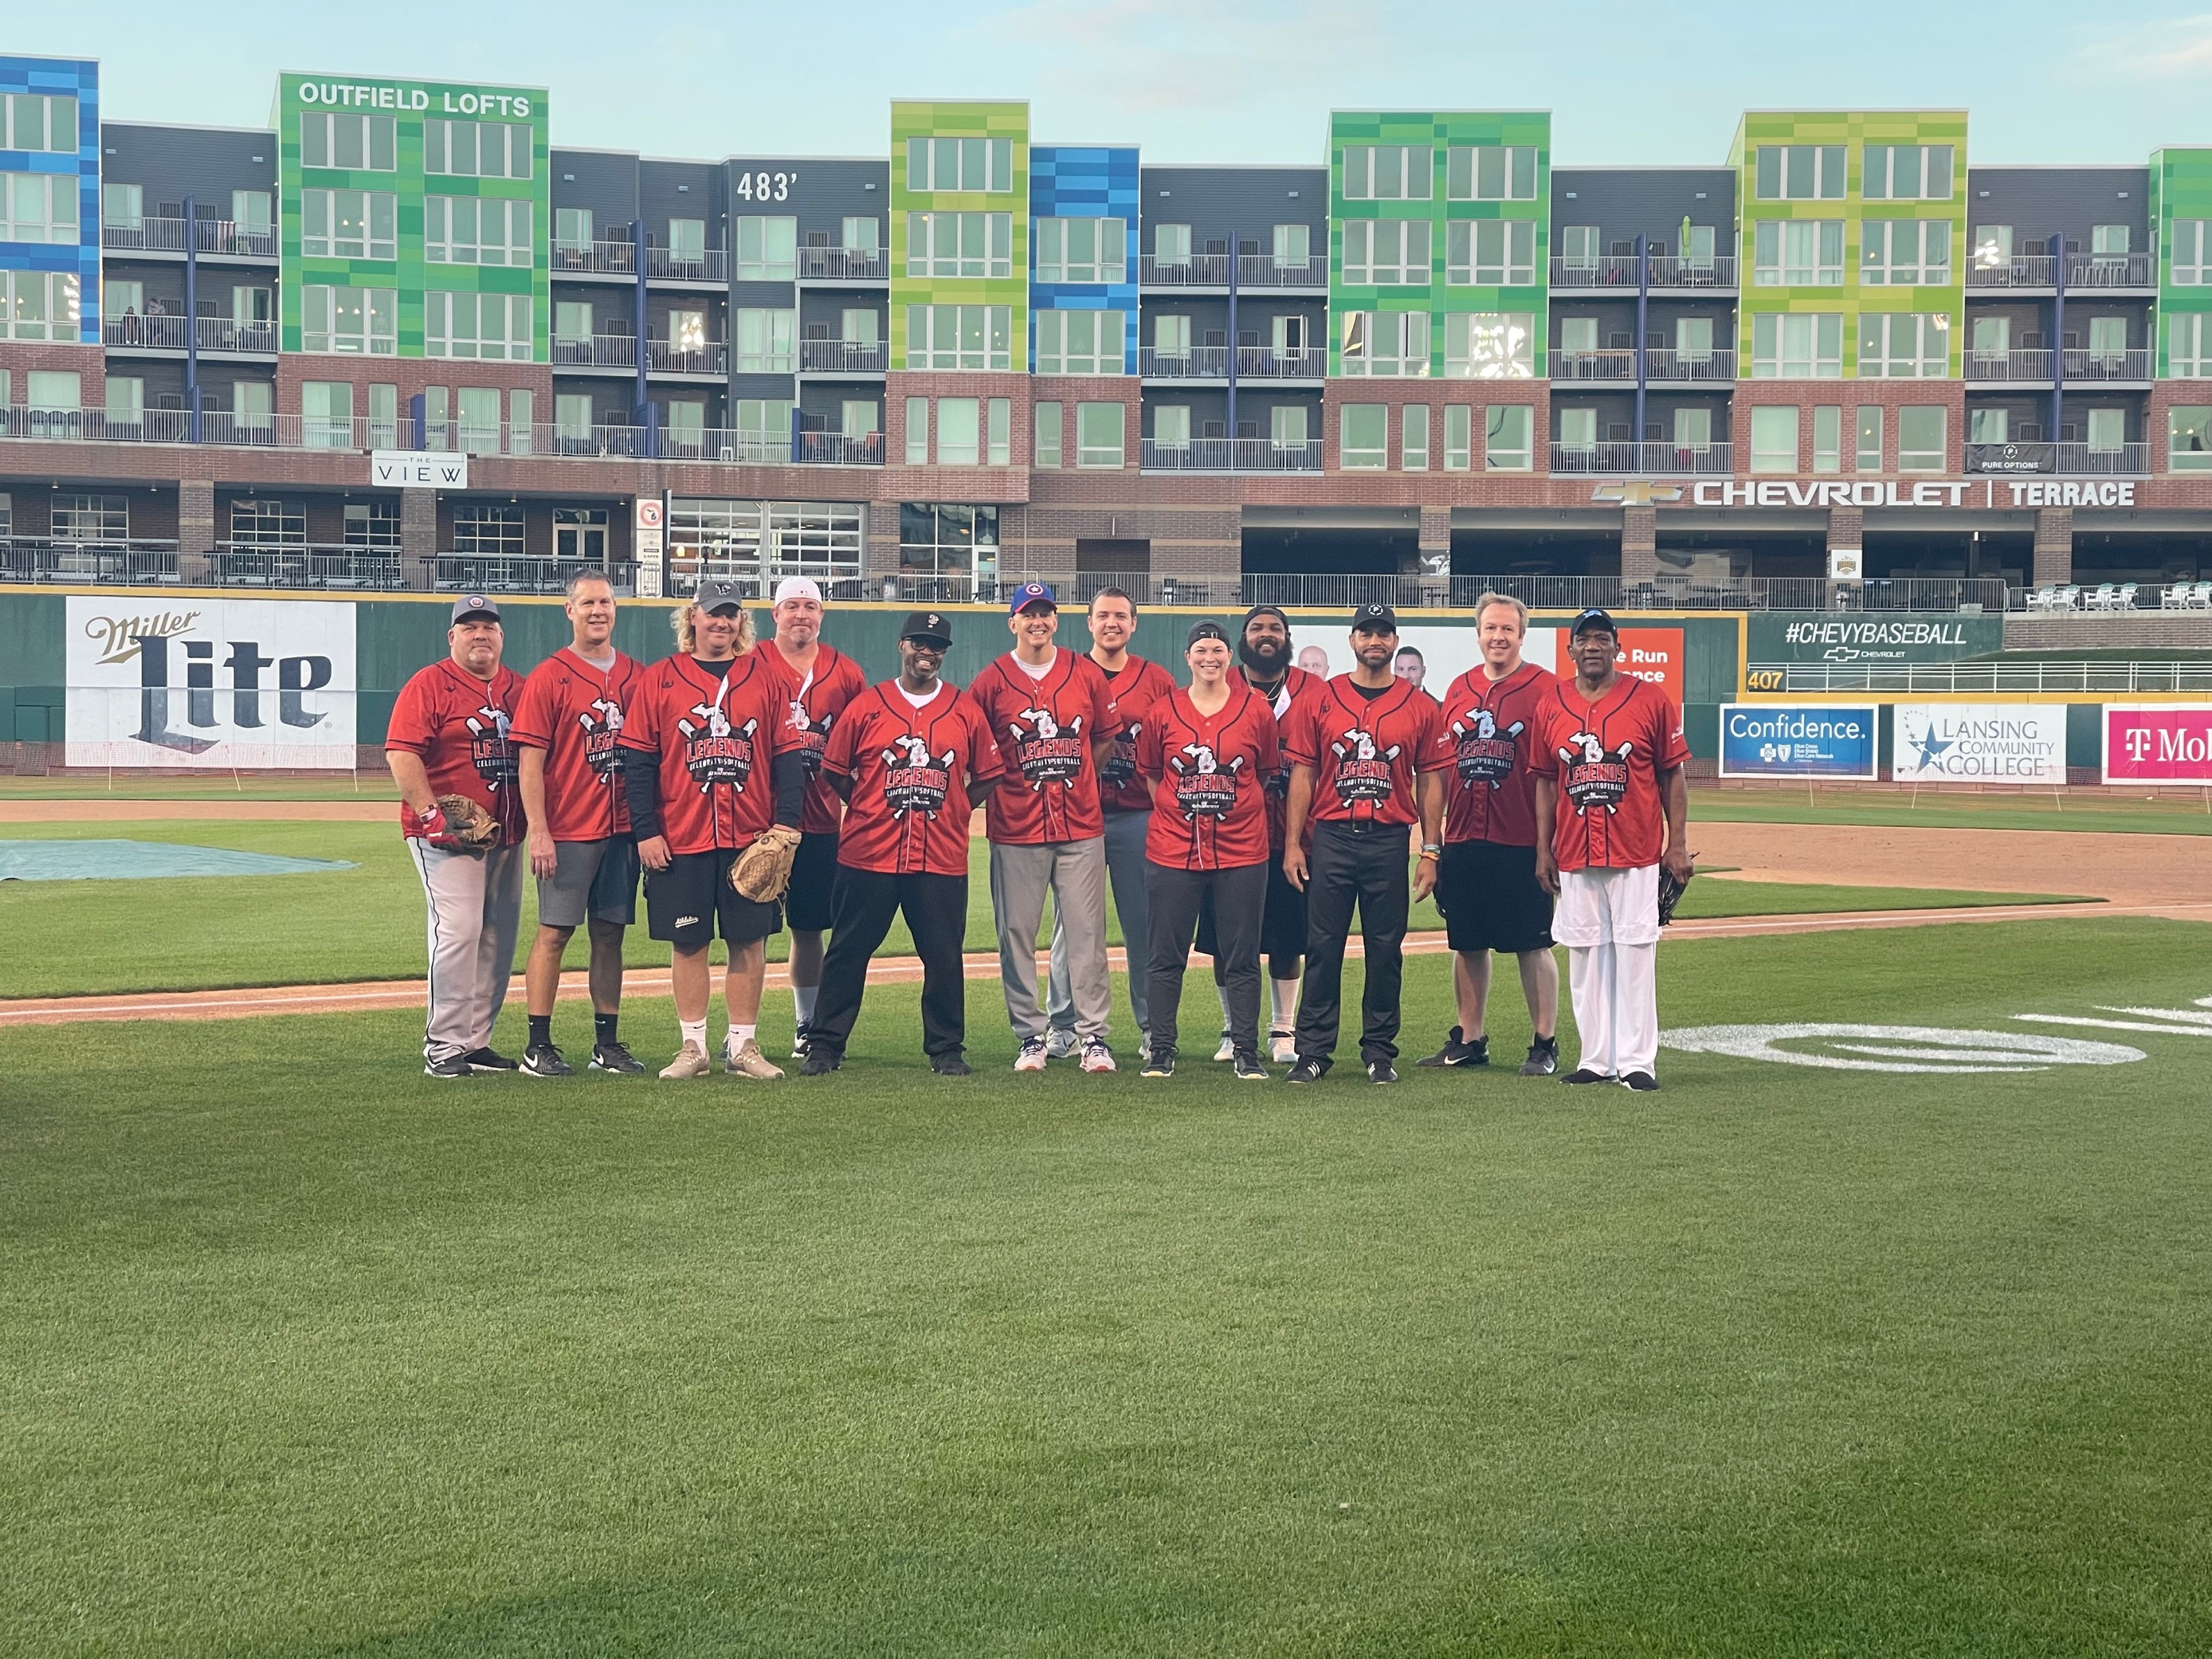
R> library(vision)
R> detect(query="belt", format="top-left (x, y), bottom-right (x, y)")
top-left (1320, 818), bottom-right (1410, 837)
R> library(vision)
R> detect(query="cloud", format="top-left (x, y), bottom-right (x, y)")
top-left (2077, 12), bottom-right (2212, 79)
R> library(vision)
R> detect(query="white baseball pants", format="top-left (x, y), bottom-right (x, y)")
top-left (408, 839), bottom-right (525, 1064)
top-left (1554, 863), bottom-right (1660, 1080)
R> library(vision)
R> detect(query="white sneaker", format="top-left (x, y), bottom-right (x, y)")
top-left (1045, 1029), bottom-right (1080, 1060)
top-left (1269, 1030), bottom-right (1297, 1065)
top-left (724, 1037), bottom-right (786, 1081)
top-left (659, 1041), bottom-right (711, 1081)
top-left (1014, 1037), bottom-right (1049, 1072)
top-left (1080, 1039), bottom-right (1116, 1073)
top-left (1214, 1033), bottom-right (1236, 1062)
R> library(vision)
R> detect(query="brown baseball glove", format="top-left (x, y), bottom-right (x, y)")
top-left (433, 794), bottom-right (501, 856)
top-left (731, 824), bottom-right (803, 901)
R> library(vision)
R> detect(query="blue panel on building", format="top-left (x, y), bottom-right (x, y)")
top-left (0, 56), bottom-right (101, 343)
top-left (1030, 145), bottom-right (1139, 373)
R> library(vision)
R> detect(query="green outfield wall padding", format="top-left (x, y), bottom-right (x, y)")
top-left (2067, 703), bottom-right (2103, 771)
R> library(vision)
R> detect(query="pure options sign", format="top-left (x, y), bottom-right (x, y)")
top-left (65, 598), bottom-right (358, 768)
top-left (1892, 703), bottom-right (2066, 784)
top-left (2103, 704), bottom-right (2212, 785)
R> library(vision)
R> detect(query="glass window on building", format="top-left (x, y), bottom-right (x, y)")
top-left (1036, 309), bottom-right (1125, 375)
top-left (734, 400), bottom-right (792, 460)
top-left (905, 137), bottom-right (1012, 192)
top-left (1810, 405), bottom-right (1841, 472)
top-left (1342, 219), bottom-right (1431, 286)
top-left (102, 182), bottom-right (142, 230)
top-left (1445, 220), bottom-right (1535, 286)
top-left (1753, 145), bottom-right (1845, 201)
top-left (1153, 404), bottom-right (1190, 449)
top-left (1445, 146), bottom-right (1538, 202)
top-left (905, 398), bottom-right (928, 465)
top-left (104, 376), bottom-right (143, 426)
top-left (841, 400), bottom-right (880, 440)
top-left (2087, 315), bottom-right (2128, 361)
top-left (1443, 404), bottom-right (1472, 470)
top-left (422, 120), bottom-right (528, 179)
top-left (1271, 404), bottom-right (1309, 449)
top-left (1676, 406), bottom-right (1715, 453)
top-left (1681, 224), bottom-right (1716, 269)
top-left (1272, 315), bottom-right (1310, 355)
top-left (1035, 401), bottom-right (1063, 466)
top-left (937, 398), bottom-right (980, 465)
top-left (1560, 226), bottom-right (1600, 270)
top-left (556, 394), bottom-right (594, 440)
top-left (235, 285), bottom-right (273, 325)
top-left (1273, 223), bottom-right (1310, 269)
top-left (301, 112), bottom-right (396, 171)
top-left (2171, 312), bottom-right (2212, 377)
top-left (1154, 314), bottom-right (1191, 357)
top-left (2092, 224), bottom-right (2130, 261)
top-left (553, 508), bottom-right (607, 562)
top-left (1749, 312), bottom-right (1841, 378)
top-left (1974, 224), bottom-right (2014, 269)
top-left (555, 301), bottom-right (593, 345)
top-left (1484, 405), bottom-right (1532, 471)
top-left (669, 218), bottom-right (707, 266)
top-left (1896, 405), bottom-right (1947, 472)
top-left (230, 191), bottom-right (272, 237)
top-left (229, 497), bottom-right (304, 547)
top-left (1971, 315), bottom-right (2011, 360)
top-left (455, 386), bottom-right (502, 455)
top-left (1969, 406), bottom-right (2008, 445)
top-left (300, 381), bottom-right (354, 449)
top-left (1676, 316), bottom-right (1713, 362)
top-left (906, 304), bottom-right (1010, 371)
top-left (907, 210), bottom-right (1012, 279)
top-left (2, 172), bottom-right (79, 244)
top-left (1754, 220), bottom-right (1843, 285)
top-left (1749, 405), bottom-right (1798, 473)
top-left (665, 401), bottom-right (706, 452)
top-left (1861, 144), bottom-right (1952, 201)
top-left (1857, 406), bottom-right (1884, 472)
top-left (1558, 406), bottom-right (1597, 453)
top-left (1077, 402), bottom-right (1125, 468)
top-left (453, 504), bottom-right (525, 557)
top-left (303, 286), bottom-right (398, 355)
top-left (1339, 146), bottom-right (1433, 202)
top-left (233, 381), bottom-right (274, 433)
top-left (1154, 224), bottom-right (1191, 267)
top-left (1340, 310), bottom-right (1430, 378)
top-left (105, 278), bottom-right (143, 324)
top-left (1861, 220), bottom-right (1950, 286)
top-left (668, 309), bottom-right (707, 352)
top-left (426, 196), bottom-right (530, 266)
top-left (1035, 218), bottom-right (1126, 284)
top-left (2170, 407), bottom-right (2212, 470)
top-left (841, 216), bottom-right (879, 252)
top-left (735, 216), bottom-right (796, 280)
top-left (735, 308), bottom-right (796, 373)
top-left (368, 382), bottom-right (398, 448)
top-left (1401, 404), bottom-right (1430, 470)
top-left (344, 500), bottom-right (401, 548)
top-left (841, 308), bottom-right (879, 343)
top-left (2085, 408), bottom-right (2128, 453)
top-left (1558, 316), bottom-right (1598, 358)
top-left (987, 398), bottom-right (1010, 466)
top-left (426, 292), bottom-right (531, 361)
top-left (52, 492), bottom-right (128, 539)
top-left (4, 92), bottom-right (77, 153)
top-left (555, 207), bottom-right (594, 253)
top-left (1859, 313), bottom-right (1949, 378)
top-left (1444, 312), bottom-right (1534, 378)
top-left (2173, 222), bottom-right (2212, 286)
top-left (896, 504), bottom-right (999, 598)
top-left (1339, 402), bottom-right (1387, 469)
top-left (302, 189), bottom-right (398, 260)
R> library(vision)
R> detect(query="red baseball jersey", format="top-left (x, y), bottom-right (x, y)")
top-left (1253, 665), bottom-right (1328, 853)
top-left (1532, 675), bottom-right (1691, 872)
top-left (1135, 683), bottom-right (1280, 871)
top-left (616, 651), bottom-right (789, 856)
top-left (508, 646), bottom-right (644, 843)
top-left (970, 649), bottom-right (1116, 845)
top-left (822, 680), bottom-right (1004, 876)
top-left (1281, 675), bottom-right (1447, 828)
top-left (385, 658), bottom-right (527, 844)
top-left (1095, 655), bottom-right (1179, 814)
top-left (763, 641), bottom-right (869, 837)
top-left (1433, 661), bottom-right (1559, 849)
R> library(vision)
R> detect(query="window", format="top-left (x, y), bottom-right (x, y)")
top-left (426, 292), bottom-right (531, 360)
top-left (1402, 403), bottom-right (1430, 469)
top-left (670, 219), bottom-right (706, 264)
top-left (301, 285), bottom-right (397, 355)
top-left (552, 508), bottom-right (606, 561)
top-left (1339, 310), bottom-right (1430, 376)
top-left (665, 401), bottom-right (706, 451)
top-left (2088, 315), bottom-right (2128, 361)
top-left (423, 386), bottom-right (448, 449)
top-left (2174, 222), bottom-right (2212, 285)
top-left (1859, 313), bottom-right (1949, 378)
top-left (841, 399), bottom-right (880, 437)
top-left (1443, 312), bottom-right (1535, 378)
top-left (1343, 218), bottom-right (1431, 286)
top-left (2170, 406), bottom-right (2212, 470)
top-left (229, 498), bottom-right (304, 547)
top-left (668, 309), bottom-right (706, 351)
top-left (1970, 316), bottom-right (2010, 359)
top-left (896, 504), bottom-right (998, 586)
top-left (301, 190), bottom-right (396, 261)
top-left (1861, 144), bottom-right (1952, 201)
top-left (105, 376), bottom-right (143, 425)
top-left (3, 92), bottom-right (76, 153)
top-left (1558, 406), bottom-right (1597, 451)
top-left (2, 172), bottom-right (79, 243)
top-left (1561, 225), bottom-right (1600, 269)
top-left (1153, 404), bottom-right (1190, 449)
top-left (1749, 312), bottom-right (1842, 378)
top-left (343, 500), bottom-right (400, 548)
top-left (1753, 145), bottom-right (1845, 200)
top-left (1676, 316), bottom-right (1714, 361)
top-left (1857, 406), bottom-right (1883, 472)
top-left (1682, 225), bottom-right (1716, 269)
top-left (938, 397), bottom-right (979, 465)
top-left (1154, 314), bottom-right (1191, 356)
top-left (1445, 146), bottom-right (1538, 201)
top-left (556, 394), bottom-right (594, 439)
top-left (905, 135), bottom-right (1013, 192)
top-left (1446, 220), bottom-right (1535, 286)
top-left (457, 386), bottom-right (502, 455)
top-left (1750, 406), bottom-right (1798, 473)
top-left (1974, 224), bottom-right (2014, 269)
top-left (1812, 405), bottom-right (1841, 472)
top-left (1340, 146), bottom-right (1432, 201)
top-left (1035, 401), bottom-right (1062, 465)
top-left (1896, 406), bottom-right (1947, 472)
top-left (1752, 220), bottom-right (1843, 285)
top-left (368, 382), bottom-right (398, 448)
top-left (1271, 314), bottom-right (1310, 355)
top-left (102, 182), bottom-right (141, 229)
top-left (2086, 408), bottom-right (2127, 453)
top-left (841, 216), bottom-right (879, 252)
top-left (905, 397), bottom-right (928, 465)
top-left (1443, 404), bottom-right (1472, 469)
top-left (2170, 312), bottom-right (2212, 377)
top-left (906, 210), bottom-right (1012, 278)
top-left (735, 308), bottom-right (796, 373)
top-left (1339, 402), bottom-right (1387, 468)
top-left (735, 216), bottom-right (797, 280)
top-left (842, 308), bottom-right (879, 343)
top-left (906, 304), bottom-right (1011, 370)
top-left (235, 285), bottom-right (273, 325)
top-left (734, 400), bottom-right (792, 453)
top-left (426, 196), bottom-right (530, 265)
top-left (51, 492), bottom-right (126, 538)
top-left (1271, 405), bottom-right (1309, 448)
top-left (1968, 406), bottom-right (2008, 445)
top-left (2092, 225), bottom-right (2129, 260)
top-left (1861, 220), bottom-right (1951, 286)
top-left (1484, 405), bottom-right (1532, 470)
top-left (1035, 218), bottom-right (1126, 284)
top-left (300, 381), bottom-right (353, 448)
top-left (555, 300), bottom-right (592, 344)
top-left (988, 397), bottom-right (1010, 465)
top-left (300, 112), bottom-right (395, 171)
top-left (423, 120), bottom-right (531, 179)
top-left (1273, 223), bottom-right (1310, 268)
top-left (555, 207), bottom-right (593, 253)
top-left (233, 381), bottom-right (274, 432)
top-left (1676, 406), bottom-right (1713, 452)
top-left (453, 504), bottom-right (525, 557)
top-left (1035, 309), bottom-right (1125, 375)
top-left (1558, 316), bottom-right (1598, 356)
top-left (230, 191), bottom-right (272, 237)
top-left (0, 272), bottom-right (80, 340)
top-left (1154, 223), bottom-right (1191, 266)
top-left (1077, 402), bottom-right (1124, 468)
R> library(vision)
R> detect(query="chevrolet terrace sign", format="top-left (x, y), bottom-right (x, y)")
top-left (1591, 480), bottom-right (2143, 508)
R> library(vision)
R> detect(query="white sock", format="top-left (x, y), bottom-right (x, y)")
top-left (793, 984), bottom-right (818, 1026)
top-left (1215, 982), bottom-right (1233, 1032)
top-left (1270, 977), bottom-right (1300, 1032)
top-left (680, 1018), bottom-right (707, 1054)
top-left (731, 1022), bottom-right (758, 1050)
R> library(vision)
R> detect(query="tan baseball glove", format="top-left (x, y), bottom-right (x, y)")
top-left (433, 794), bottom-right (501, 856)
top-left (731, 824), bottom-right (803, 901)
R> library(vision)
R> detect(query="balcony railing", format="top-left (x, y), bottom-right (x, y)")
top-left (553, 334), bottom-right (639, 367)
top-left (1758, 657), bottom-right (2212, 694)
top-left (1966, 254), bottom-right (2056, 288)
top-left (798, 337), bottom-right (887, 373)
top-left (103, 314), bottom-right (191, 350)
top-left (195, 221), bottom-right (276, 257)
top-left (1644, 347), bottom-right (1736, 382)
top-left (1141, 437), bottom-right (1324, 472)
top-left (1548, 441), bottom-right (1735, 476)
top-left (646, 246), bottom-right (727, 283)
top-left (793, 430), bottom-right (884, 465)
top-left (2061, 347), bottom-right (2151, 382)
top-left (197, 317), bottom-right (277, 354)
top-left (1139, 345), bottom-right (1231, 379)
top-left (2055, 441), bottom-right (2149, 474)
top-left (0, 537), bottom-right (182, 584)
top-left (1551, 348), bottom-right (1637, 382)
top-left (552, 239), bottom-right (636, 275)
top-left (2067, 251), bottom-right (2155, 288)
top-left (1235, 253), bottom-right (1328, 288)
top-left (100, 217), bottom-right (186, 252)
top-left (97, 220), bottom-right (276, 258)
top-left (0, 406), bottom-right (193, 443)
top-left (1453, 573), bottom-right (2010, 614)
top-left (205, 543), bottom-right (404, 589)
top-left (646, 339), bottom-right (728, 375)
top-left (1233, 345), bottom-right (1326, 378)
top-left (1139, 254), bottom-right (1231, 286)
top-left (435, 555), bottom-right (645, 594)
top-left (798, 245), bottom-right (888, 281)
top-left (1964, 348), bottom-right (2054, 382)
top-left (1550, 255), bottom-right (1737, 289)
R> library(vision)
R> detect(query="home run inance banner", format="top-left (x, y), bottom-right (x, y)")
top-left (65, 598), bottom-right (359, 768)
top-left (1891, 703), bottom-right (2066, 785)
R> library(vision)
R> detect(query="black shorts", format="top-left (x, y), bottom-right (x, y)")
top-left (1197, 854), bottom-right (1308, 964)
top-left (785, 830), bottom-right (841, 932)
top-left (1435, 840), bottom-right (1555, 955)
top-left (643, 847), bottom-right (784, 948)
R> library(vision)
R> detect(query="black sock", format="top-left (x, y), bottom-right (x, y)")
top-left (528, 1014), bottom-right (552, 1049)
top-left (1535, 1033), bottom-right (1557, 1049)
top-left (594, 1011), bottom-right (619, 1048)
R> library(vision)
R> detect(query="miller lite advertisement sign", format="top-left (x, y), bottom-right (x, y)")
top-left (65, 598), bottom-right (358, 768)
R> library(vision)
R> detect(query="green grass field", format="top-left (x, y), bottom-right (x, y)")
top-left (1696, 790), bottom-right (2212, 835)
top-left (4, 919), bottom-right (2210, 1654)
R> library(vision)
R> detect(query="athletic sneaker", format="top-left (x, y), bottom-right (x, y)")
top-left (590, 1042), bottom-right (646, 1076)
top-left (1284, 1057), bottom-right (1330, 1084)
top-left (1519, 1037), bottom-right (1560, 1077)
top-left (791, 1034), bottom-right (810, 1061)
top-left (1233, 1049), bottom-right (1269, 1081)
top-left (1045, 1029), bottom-right (1081, 1061)
top-left (931, 1055), bottom-right (974, 1077)
top-left (1366, 1058), bottom-right (1400, 1085)
top-left (1141, 1049), bottom-right (1176, 1078)
top-left (1269, 1030), bottom-right (1297, 1065)
top-left (1561, 1068), bottom-right (1614, 1085)
top-left (464, 1047), bottom-right (519, 1073)
top-left (1014, 1037), bottom-right (1049, 1073)
top-left (424, 1055), bottom-right (473, 1079)
top-left (724, 1038), bottom-right (786, 1081)
top-left (800, 1047), bottom-right (841, 1077)
top-left (1213, 1033), bottom-right (1236, 1062)
top-left (520, 1043), bottom-right (574, 1079)
top-left (1620, 1072), bottom-right (1661, 1092)
top-left (1415, 1026), bottom-right (1488, 1069)
top-left (659, 1041), bottom-right (712, 1081)
top-left (1080, 1039), bottom-right (1116, 1073)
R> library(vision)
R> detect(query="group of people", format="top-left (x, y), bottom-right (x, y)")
top-left (385, 576), bottom-right (1692, 1088)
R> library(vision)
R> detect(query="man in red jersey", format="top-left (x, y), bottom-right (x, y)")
top-left (760, 575), bottom-right (868, 1059)
top-left (384, 594), bottom-right (528, 1078)
top-left (510, 569), bottom-right (646, 1079)
top-left (1416, 592), bottom-right (1563, 1077)
top-left (1532, 608), bottom-right (1692, 1092)
top-left (971, 580), bottom-right (1120, 1074)
top-left (1281, 603), bottom-right (1448, 1085)
top-left (798, 612), bottom-right (1004, 1077)
top-left (618, 581), bottom-right (810, 1082)
top-left (1044, 585), bottom-right (1177, 1063)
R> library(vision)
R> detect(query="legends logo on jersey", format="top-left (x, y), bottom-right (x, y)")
top-left (467, 702), bottom-right (517, 789)
top-left (787, 696), bottom-right (835, 777)
top-left (677, 701), bottom-right (759, 790)
top-left (881, 734), bottom-right (955, 817)
top-left (580, 696), bottom-right (627, 777)
top-left (1100, 720), bottom-right (1141, 788)
top-left (1006, 706), bottom-right (1088, 790)
top-left (1328, 724), bottom-right (1401, 806)
top-left (1559, 730), bottom-right (1634, 814)
top-left (1168, 742), bottom-right (1243, 819)
top-left (1450, 705), bottom-right (1524, 787)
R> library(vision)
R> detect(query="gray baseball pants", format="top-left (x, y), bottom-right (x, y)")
top-left (990, 835), bottom-right (1111, 1044)
top-left (1047, 807), bottom-right (1151, 1046)
top-left (408, 838), bottom-right (525, 1065)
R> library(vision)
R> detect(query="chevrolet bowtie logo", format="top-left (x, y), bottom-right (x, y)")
top-left (1590, 481), bottom-right (1686, 505)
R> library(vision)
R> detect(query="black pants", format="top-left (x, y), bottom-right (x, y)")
top-left (1147, 860), bottom-right (1268, 1060)
top-left (806, 867), bottom-right (968, 1061)
top-left (1296, 821), bottom-right (1412, 1065)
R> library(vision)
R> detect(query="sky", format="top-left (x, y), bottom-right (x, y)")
top-left (14, 0), bottom-right (2212, 167)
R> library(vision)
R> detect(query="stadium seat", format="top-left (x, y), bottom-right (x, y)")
top-left (2163, 582), bottom-right (2194, 610)
top-left (2084, 582), bottom-right (2118, 611)
top-left (2116, 582), bottom-right (2139, 610)
top-left (2196, 582), bottom-right (2212, 610)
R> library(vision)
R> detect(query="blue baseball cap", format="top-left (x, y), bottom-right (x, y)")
top-left (1008, 580), bottom-right (1057, 615)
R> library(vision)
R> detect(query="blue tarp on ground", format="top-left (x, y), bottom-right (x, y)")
top-left (0, 841), bottom-right (357, 881)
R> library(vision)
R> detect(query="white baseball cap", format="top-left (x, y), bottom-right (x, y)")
top-left (773, 576), bottom-right (824, 606)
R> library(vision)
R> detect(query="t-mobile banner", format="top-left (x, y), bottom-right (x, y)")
top-left (65, 598), bottom-right (359, 768)
top-left (2104, 704), bottom-right (2212, 785)
top-left (1891, 703), bottom-right (2066, 784)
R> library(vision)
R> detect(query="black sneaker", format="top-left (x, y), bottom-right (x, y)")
top-left (800, 1047), bottom-right (842, 1076)
top-left (1141, 1049), bottom-right (1176, 1078)
top-left (1415, 1026), bottom-right (1488, 1068)
top-left (1284, 1057), bottom-right (1330, 1084)
top-left (465, 1047), bottom-right (520, 1073)
top-left (520, 1043), bottom-right (574, 1078)
top-left (1562, 1068), bottom-right (1614, 1085)
top-left (1620, 1071), bottom-right (1661, 1092)
top-left (1232, 1049), bottom-right (1268, 1081)
top-left (1519, 1037), bottom-right (1560, 1077)
top-left (424, 1055), bottom-right (473, 1078)
top-left (931, 1054), bottom-right (973, 1077)
top-left (1366, 1058), bottom-right (1400, 1084)
top-left (590, 1042), bottom-right (646, 1075)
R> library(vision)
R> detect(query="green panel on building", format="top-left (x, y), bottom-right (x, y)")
top-left (2150, 147), bottom-right (2212, 375)
top-left (273, 73), bottom-right (551, 361)
top-left (888, 100), bottom-right (1031, 372)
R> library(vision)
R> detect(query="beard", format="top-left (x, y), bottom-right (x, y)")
top-left (1239, 635), bottom-right (1290, 676)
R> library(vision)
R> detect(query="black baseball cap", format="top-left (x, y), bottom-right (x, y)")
top-left (694, 580), bottom-right (744, 615)
top-left (1351, 602), bottom-right (1398, 633)
top-left (1241, 602), bottom-right (1290, 633)
top-left (900, 610), bottom-right (954, 647)
top-left (1186, 619), bottom-right (1229, 647)
top-left (1569, 606), bottom-right (1619, 638)
top-left (451, 594), bottom-right (501, 624)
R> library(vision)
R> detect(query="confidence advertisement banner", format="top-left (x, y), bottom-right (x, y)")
top-left (65, 598), bottom-right (359, 768)
top-left (1891, 703), bottom-right (2066, 785)
top-left (2103, 704), bottom-right (2212, 785)
top-left (1718, 705), bottom-right (1879, 779)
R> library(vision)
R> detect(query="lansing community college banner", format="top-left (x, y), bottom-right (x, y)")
top-left (1891, 703), bottom-right (2066, 785)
